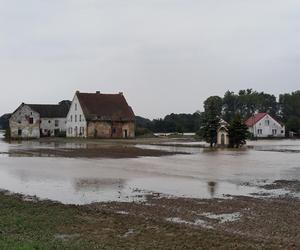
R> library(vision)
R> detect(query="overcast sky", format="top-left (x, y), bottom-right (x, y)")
top-left (0, 0), bottom-right (300, 119)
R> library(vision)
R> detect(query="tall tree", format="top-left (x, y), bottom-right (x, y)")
top-left (228, 114), bottom-right (249, 148)
top-left (202, 96), bottom-right (222, 147)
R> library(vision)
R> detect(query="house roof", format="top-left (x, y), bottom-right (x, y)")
top-left (245, 113), bottom-right (267, 127)
top-left (76, 92), bottom-right (135, 122)
top-left (28, 102), bottom-right (71, 118)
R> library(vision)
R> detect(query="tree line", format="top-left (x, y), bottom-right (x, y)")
top-left (136, 89), bottom-right (300, 136)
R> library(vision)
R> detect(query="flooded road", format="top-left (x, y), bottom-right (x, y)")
top-left (0, 131), bottom-right (299, 204)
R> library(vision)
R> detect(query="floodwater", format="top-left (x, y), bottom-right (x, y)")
top-left (0, 130), bottom-right (299, 204)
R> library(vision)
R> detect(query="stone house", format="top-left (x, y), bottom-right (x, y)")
top-left (9, 101), bottom-right (71, 139)
top-left (245, 112), bottom-right (285, 138)
top-left (66, 91), bottom-right (135, 138)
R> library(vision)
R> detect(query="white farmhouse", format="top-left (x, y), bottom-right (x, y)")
top-left (245, 113), bottom-right (285, 138)
top-left (66, 91), bottom-right (135, 138)
top-left (9, 101), bottom-right (71, 139)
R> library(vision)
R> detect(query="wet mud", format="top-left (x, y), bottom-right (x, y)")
top-left (8, 146), bottom-right (189, 159)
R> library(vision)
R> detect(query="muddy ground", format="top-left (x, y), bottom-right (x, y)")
top-left (8, 145), bottom-right (189, 159)
top-left (0, 180), bottom-right (299, 249)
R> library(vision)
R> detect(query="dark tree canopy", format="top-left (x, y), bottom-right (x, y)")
top-left (228, 114), bottom-right (249, 148)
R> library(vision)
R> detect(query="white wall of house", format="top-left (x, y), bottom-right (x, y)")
top-left (9, 105), bottom-right (40, 138)
top-left (66, 94), bottom-right (87, 138)
top-left (249, 114), bottom-right (285, 138)
top-left (40, 118), bottom-right (67, 136)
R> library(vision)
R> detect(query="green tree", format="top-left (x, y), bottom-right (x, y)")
top-left (222, 91), bottom-right (239, 122)
top-left (286, 116), bottom-right (300, 134)
top-left (202, 96), bottom-right (222, 147)
top-left (228, 114), bottom-right (249, 148)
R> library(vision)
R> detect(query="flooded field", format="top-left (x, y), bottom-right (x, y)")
top-left (0, 131), bottom-right (299, 204)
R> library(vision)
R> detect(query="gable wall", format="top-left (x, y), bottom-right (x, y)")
top-left (9, 105), bottom-right (40, 138)
top-left (66, 94), bottom-right (87, 137)
top-left (250, 114), bottom-right (285, 137)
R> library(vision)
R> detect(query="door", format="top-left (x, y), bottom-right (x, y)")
top-left (124, 129), bottom-right (128, 138)
top-left (221, 134), bottom-right (225, 145)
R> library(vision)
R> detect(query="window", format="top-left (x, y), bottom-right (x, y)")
top-left (257, 129), bottom-right (263, 135)
top-left (272, 129), bottom-right (277, 135)
top-left (18, 120), bottom-right (21, 124)
top-left (18, 129), bottom-right (22, 136)
top-left (70, 127), bottom-right (73, 134)
top-left (75, 103), bottom-right (77, 111)
top-left (55, 120), bottom-right (59, 127)
top-left (112, 128), bottom-right (116, 134)
top-left (70, 115), bottom-right (73, 122)
top-left (48, 120), bottom-right (51, 124)
top-left (265, 120), bottom-right (270, 126)
top-left (29, 117), bottom-right (33, 124)
top-left (281, 130), bottom-right (284, 134)
top-left (75, 115), bottom-right (77, 122)
top-left (79, 115), bottom-right (82, 122)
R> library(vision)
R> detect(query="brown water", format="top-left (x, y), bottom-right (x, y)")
top-left (0, 131), bottom-right (299, 204)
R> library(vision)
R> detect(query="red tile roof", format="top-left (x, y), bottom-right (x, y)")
top-left (245, 113), bottom-right (267, 127)
top-left (76, 92), bottom-right (135, 122)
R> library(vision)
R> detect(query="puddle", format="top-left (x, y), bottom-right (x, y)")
top-left (201, 212), bottom-right (241, 223)
top-left (166, 217), bottom-right (213, 229)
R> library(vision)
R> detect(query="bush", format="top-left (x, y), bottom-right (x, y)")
top-left (135, 127), bottom-right (153, 137)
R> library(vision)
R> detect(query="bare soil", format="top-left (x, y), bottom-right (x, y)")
top-left (8, 146), bottom-right (189, 159)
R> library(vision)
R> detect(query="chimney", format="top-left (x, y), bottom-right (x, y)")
top-left (76, 90), bottom-right (80, 94)
top-left (96, 91), bottom-right (101, 94)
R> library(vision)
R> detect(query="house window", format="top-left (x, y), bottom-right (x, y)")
top-left (18, 129), bottom-right (22, 136)
top-left (257, 129), bottom-right (263, 135)
top-left (48, 120), bottom-right (51, 124)
top-left (112, 128), bottom-right (116, 134)
top-left (265, 120), bottom-right (270, 126)
top-left (29, 118), bottom-right (34, 124)
top-left (75, 103), bottom-right (77, 111)
top-left (281, 130), bottom-right (284, 134)
top-left (272, 129), bottom-right (277, 135)
top-left (55, 120), bottom-right (59, 127)
top-left (75, 115), bottom-right (77, 122)
top-left (70, 115), bottom-right (73, 122)
top-left (79, 115), bottom-right (82, 122)
top-left (18, 120), bottom-right (21, 124)
top-left (70, 127), bottom-right (73, 135)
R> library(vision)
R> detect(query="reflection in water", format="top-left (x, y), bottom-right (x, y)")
top-left (207, 181), bottom-right (218, 198)
top-left (74, 178), bottom-right (125, 192)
